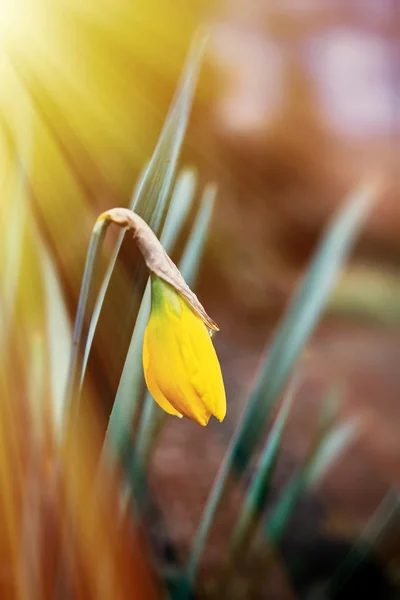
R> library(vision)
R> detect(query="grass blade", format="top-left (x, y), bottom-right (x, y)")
top-left (81, 162), bottom-right (149, 376)
top-left (63, 218), bottom-right (109, 428)
top-left (134, 34), bottom-right (206, 231)
top-left (228, 377), bottom-right (297, 559)
top-left (179, 183), bottom-right (217, 279)
top-left (241, 400), bottom-right (358, 599)
top-left (326, 491), bottom-right (400, 599)
top-left (266, 419), bottom-right (359, 546)
top-left (186, 179), bottom-right (379, 582)
top-left (81, 34), bottom-right (206, 390)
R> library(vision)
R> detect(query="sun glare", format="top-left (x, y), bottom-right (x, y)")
top-left (0, 0), bottom-right (23, 42)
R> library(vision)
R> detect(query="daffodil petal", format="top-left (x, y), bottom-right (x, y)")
top-left (143, 329), bottom-right (183, 418)
top-left (179, 296), bottom-right (226, 422)
top-left (146, 315), bottom-right (211, 425)
top-left (156, 336), bottom-right (211, 425)
top-left (144, 275), bottom-right (226, 426)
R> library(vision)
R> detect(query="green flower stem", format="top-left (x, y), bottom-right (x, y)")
top-left (63, 214), bottom-right (110, 432)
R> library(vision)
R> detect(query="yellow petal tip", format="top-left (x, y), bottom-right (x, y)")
top-left (214, 403), bottom-right (227, 423)
top-left (194, 413), bottom-right (211, 426)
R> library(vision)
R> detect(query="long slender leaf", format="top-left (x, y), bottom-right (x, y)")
top-left (82, 162), bottom-right (149, 376)
top-left (228, 376), bottom-right (298, 559)
top-left (186, 179), bottom-right (378, 582)
top-left (66, 33), bottom-right (206, 435)
top-left (179, 183), bottom-right (217, 280)
top-left (254, 386), bottom-right (342, 556)
top-left (160, 170), bottom-right (198, 249)
top-left (240, 402), bottom-right (358, 600)
top-left (326, 491), bottom-right (400, 599)
top-left (63, 218), bottom-right (109, 428)
top-left (105, 169), bottom-right (197, 458)
top-left (266, 419), bottom-right (359, 546)
top-left (80, 34), bottom-right (206, 386)
top-left (306, 419), bottom-right (358, 488)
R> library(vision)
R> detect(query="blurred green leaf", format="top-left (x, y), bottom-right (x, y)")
top-left (82, 161), bottom-right (149, 376)
top-left (81, 35), bottom-right (206, 383)
top-left (179, 183), bottom-right (217, 280)
top-left (63, 220), bottom-right (109, 428)
top-left (266, 419), bottom-right (359, 547)
top-left (306, 419), bottom-right (358, 488)
top-left (228, 377), bottom-right (297, 561)
top-left (239, 398), bottom-right (358, 599)
top-left (326, 491), bottom-right (400, 599)
top-left (187, 179), bottom-right (378, 583)
top-left (65, 33), bottom-right (206, 428)
top-left (161, 170), bottom-right (198, 249)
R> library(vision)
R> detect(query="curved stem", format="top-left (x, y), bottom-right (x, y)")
top-left (63, 214), bottom-right (111, 432)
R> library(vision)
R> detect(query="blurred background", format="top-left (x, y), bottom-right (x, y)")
top-left (1, 0), bottom-right (400, 598)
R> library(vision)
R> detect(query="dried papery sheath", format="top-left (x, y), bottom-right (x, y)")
top-left (96, 207), bottom-right (226, 426)
top-left (97, 208), bottom-right (219, 331)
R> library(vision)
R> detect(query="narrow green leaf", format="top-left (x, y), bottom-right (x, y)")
top-left (179, 183), bottom-right (217, 280)
top-left (306, 419), bottom-right (358, 488)
top-left (228, 377), bottom-right (297, 559)
top-left (326, 491), bottom-right (400, 598)
top-left (104, 169), bottom-right (197, 458)
top-left (135, 34), bottom-right (206, 231)
top-left (187, 179), bottom-right (378, 582)
top-left (160, 170), bottom-right (198, 250)
top-left (63, 218), bottom-right (109, 429)
top-left (266, 419), bottom-right (358, 546)
top-left (81, 34), bottom-right (206, 384)
top-left (67, 27), bottom-right (205, 419)
top-left (82, 161), bottom-right (149, 376)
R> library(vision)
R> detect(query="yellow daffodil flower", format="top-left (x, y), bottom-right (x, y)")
top-left (143, 275), bottom-right (226, 426)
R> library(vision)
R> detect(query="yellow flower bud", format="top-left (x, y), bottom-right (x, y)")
top-left (143, 275), bottom-right (226, 426)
